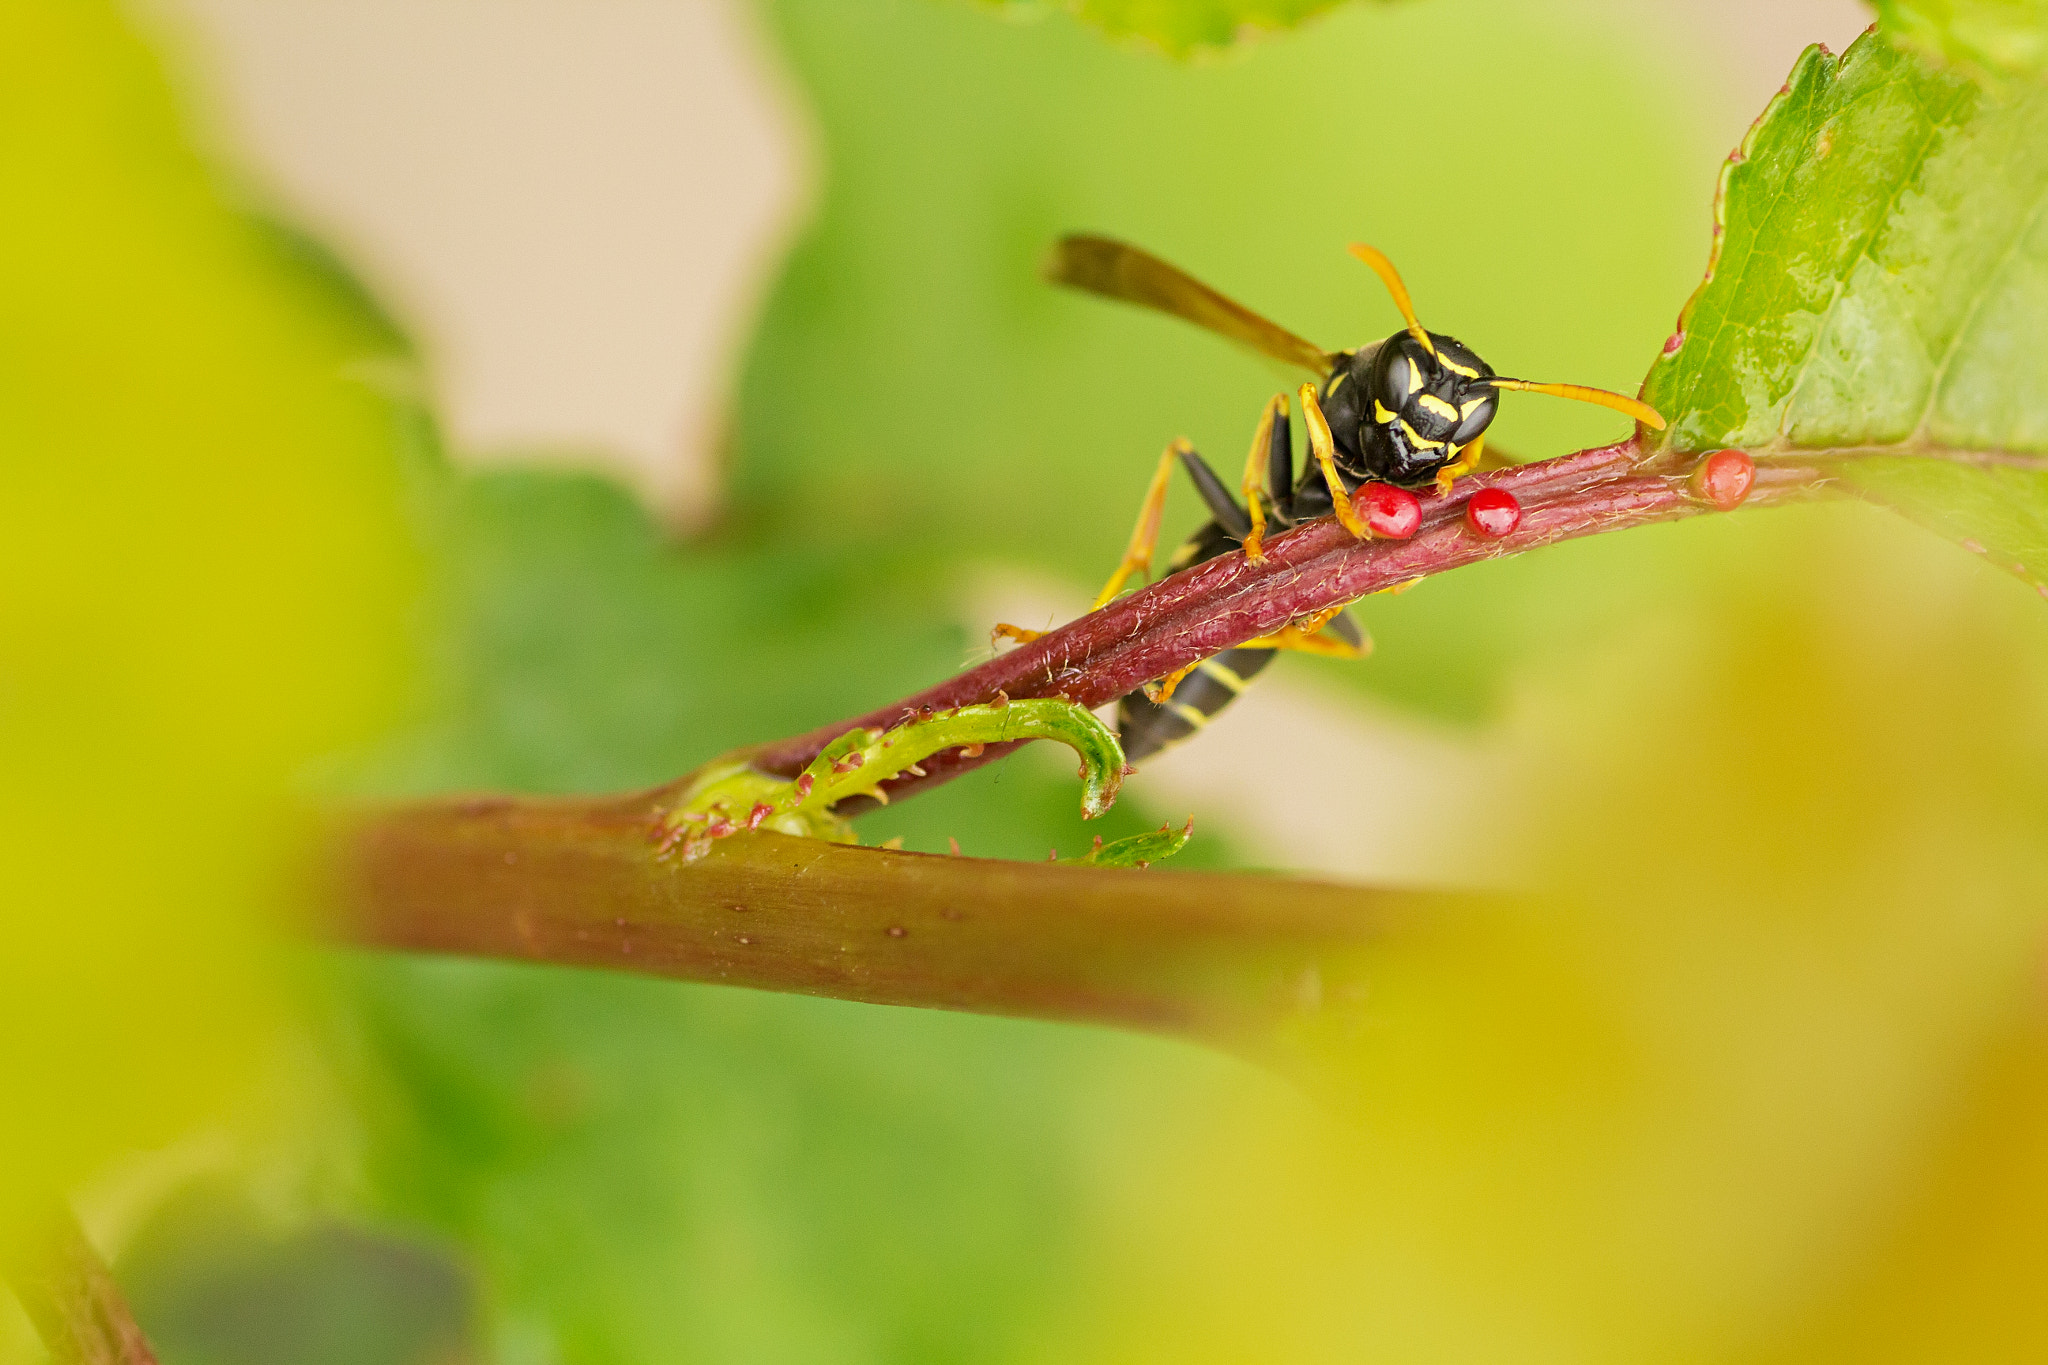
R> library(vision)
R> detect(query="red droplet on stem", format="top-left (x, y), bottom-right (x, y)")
top-left (1465, 487), bottom-right (1521, 538)
top-left (1691, 449), bottom-right (1755, 510)
top-left (1356, 482), bottom-right (1422, 538)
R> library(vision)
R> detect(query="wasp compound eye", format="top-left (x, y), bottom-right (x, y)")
top-left (1377, 349), bottom-right (1416, 408)
top-left (1449, 388), bottom-right (1497, 446)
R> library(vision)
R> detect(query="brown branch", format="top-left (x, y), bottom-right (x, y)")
top-left (316, 439), bottom-right (1825, 1040)
top-left (327, 805), bottom-right (1441, 1046)
top-left (3, 1203), bottom-right (159, 1365)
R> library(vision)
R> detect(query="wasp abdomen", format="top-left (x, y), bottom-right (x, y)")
top-left (1118, 645), bottom-right (1278, 762)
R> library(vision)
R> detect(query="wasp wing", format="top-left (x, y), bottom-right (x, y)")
top-left (1046, 235), bottom-right (1333, 375)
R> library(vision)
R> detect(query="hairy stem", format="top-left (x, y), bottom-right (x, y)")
top-left (319, 439), bottom-right (1824, 1037)
top-left (3, 1203), bottom-right (159, 1365)
top-left (750, 440), bottom-right (1822, 804)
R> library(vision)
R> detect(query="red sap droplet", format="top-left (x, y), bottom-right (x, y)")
top-left (1465, 488), bottom-right (1522, 538)
top-left (1691, 449), bottom-right (1756, 510)
top-left (1357, 482), bottom-right (1422, 538)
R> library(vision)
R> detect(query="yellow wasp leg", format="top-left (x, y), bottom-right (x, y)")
top-left (994, 440), bottom-right (1181, 646)
top-left (1143, 659), bottom-right (1202, 703)
top-left (1298, 383), bottom-right (1373, 540)
top-left (990, 622), bottom-right (1043, 647)
top-left (1239, 395), bottom-right (1286, 564)
top-left (1432, 432), bottom-right (1486, 497)
top-left (1240, 605), bottom-right (1371, 659)
top-left (1090, 440), bottom-right (1182, 610)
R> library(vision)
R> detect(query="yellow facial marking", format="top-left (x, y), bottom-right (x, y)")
top-left (1398, 419), bottom-right (1444, 452)
top-left (1415, 393), bottom-right (1459, 423)
top-left (1373, 401), bottom-right (1397, 424)
top-left (1437, 354), bottom-right (1481, 379)
top-left (1403, 362), bottom-right (1422, 396)
top-left (1459, 396), bottom-right (1489, 418)
top-left (1327, 371), bottom-right (1347, 394)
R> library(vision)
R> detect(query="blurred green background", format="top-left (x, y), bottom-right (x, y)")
top-left (10, 0), bottom-right (2048, 1361)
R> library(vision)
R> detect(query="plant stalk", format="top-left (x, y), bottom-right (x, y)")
top-left (3, 1203), bottom-right (159, 1365)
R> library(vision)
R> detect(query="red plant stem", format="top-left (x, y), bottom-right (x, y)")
top-left (3, 1203), bottom-right (160, 1365)
top-left (753, 442), bottom-right (1822, 804)
top-left (322, 440), bottom-right (1822, 1040)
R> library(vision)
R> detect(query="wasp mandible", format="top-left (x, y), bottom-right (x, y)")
top-left (1000, 236), bottom-right (1666, 761)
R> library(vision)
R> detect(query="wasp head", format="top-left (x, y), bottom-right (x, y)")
top-left (1361, 330), bottom-right (1498, 485)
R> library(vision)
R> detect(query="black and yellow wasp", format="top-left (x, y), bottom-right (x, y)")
top-left (1000, 235), bottom-right (1665, 760)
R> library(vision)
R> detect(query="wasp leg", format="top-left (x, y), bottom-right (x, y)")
top-left (1298, 383), bottom-right (1373, 540)
top-left (1240, 604), bottom-right (1371, 659)
top-left (1088, 439), bottom-right (1182, 610)
top-left (1237, 395), bottom-right (1288, 563)
top-left (993, 439), bottom-right (1180, 645)
top-left (1143, 658), bottom-right (1202, 703)
top-left (1174, 446), bottom-right (1252, 540)
top-left (1432, 433), bottom-right (1486, 497)
top-left (991, 622), bottom-right (1044, 647)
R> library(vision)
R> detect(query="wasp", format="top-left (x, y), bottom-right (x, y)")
top-left (999, 235), bottom-right (1665, 761)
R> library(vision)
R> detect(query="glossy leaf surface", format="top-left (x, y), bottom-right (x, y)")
top-left (1640, 31), bottom-right (2048, 581)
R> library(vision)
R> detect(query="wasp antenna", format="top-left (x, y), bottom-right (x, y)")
top-left (1347, 243), bottom-right (1436, 358)
top-left (1485, 377), bottom-right (1667, 431)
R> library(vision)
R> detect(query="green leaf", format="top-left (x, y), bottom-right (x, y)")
top-left (1058, 817), bottom-right (1194, 866)
top-left (973, 0), bottom-right (1353, 56)
top-left (1873, 0), bottom-right (2048, 77)
top-left (1639, 31), bottom-right (2048, 582)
